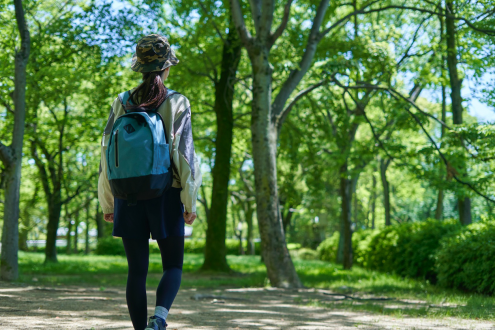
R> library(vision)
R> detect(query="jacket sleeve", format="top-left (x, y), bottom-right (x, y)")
top-left (171, 99), bottom-right (202, 213)
top-left (98, 99), bottom-right (119, 214)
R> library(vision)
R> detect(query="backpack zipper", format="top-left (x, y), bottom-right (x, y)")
top-left (115, 129), bottom-right (119, 168)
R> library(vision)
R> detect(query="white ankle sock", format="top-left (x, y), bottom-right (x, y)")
top-left (154, 306), bottom-right (169, 322)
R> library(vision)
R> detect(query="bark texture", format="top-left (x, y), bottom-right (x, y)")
top-left (435, 85), bottom-right (447, 220)
top-left (230, 0), bottom-right (331, 287)
top-left (380, 158), bottom-right (392, 226)
top-left (201, 20), bottom-right (242, 272)
top-left (0, 0), bottom-right (30, 281)
top-left (371, 171), bottom-right (376, 229)
top-left (340, 164), bottom-right (353, 270)
top-left (250, 51), bottom-right (301, 287)
top-left (445, 0), bottom-right (471, 225)
top-left (85, 202), bottom-right (90, 254)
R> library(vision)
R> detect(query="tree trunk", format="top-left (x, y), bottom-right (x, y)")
top-left (246, 201), bottom-right (255, 255)
top-left (85, 201), bottom-right (90, 254)
top-left (45, 195), bottom-right (62, 263)
top-left (19, 187), bottom-right (38, 251)
top-left (0, 0), bottom-right (30, 281)
top-left (250, 51), bottom-right (301, 288)
top-left (73, 208), bottom-right (79, 254)
top-left (281, 204), bottom-right (293, 235)
top-left (338, 163), bottom-right (353, 270)
top-left (435, 83), bottom-right (447, 220)
top-left (371, 171), bottom-right (376, 229)
top-left (380, 158), bottom-right (392, 226)
top-left (66, 204), bottom-right (72, 255)
top-left (445, 0), bottom-right (471, 225)
top-left (201, 19), bottom-right (242, 272)
top-left (351, 174), bottom-right (360, 225)
top-left (435, 190), bottom-right (444, 220)
top-left (18, 228), bottom-right (29, 252)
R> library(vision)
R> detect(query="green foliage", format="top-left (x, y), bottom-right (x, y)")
top-left (436, 221), bottom-right (495, 294)
top-left (317, 230), bottom-right (376, 263)
top-left (317, 232), bottom-right (340, 262)
top-left (95, 237), bottom-right (125, 256)
top-left (290, 248), bottom-right (318, 260)
top-left (352, 230), bottom-right (379, 266)
top-left (361, 220), bottom-right (461, 281)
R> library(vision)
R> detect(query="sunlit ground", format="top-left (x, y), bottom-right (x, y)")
top-left (16, 252), bottom-right (495, 320)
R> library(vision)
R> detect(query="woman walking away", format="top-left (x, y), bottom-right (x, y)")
top-left (98, 34), bottom-right (202, 330)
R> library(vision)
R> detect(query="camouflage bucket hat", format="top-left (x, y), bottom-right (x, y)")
top-left (131, 34), bottom-right (179, 73)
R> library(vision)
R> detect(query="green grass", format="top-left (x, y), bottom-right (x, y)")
top-left (18, 252), bottom-right (266, 288)
top-left (17, 252), bottom-right (495, 320)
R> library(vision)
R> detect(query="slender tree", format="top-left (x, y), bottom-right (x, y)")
top-left (201, 17), bottom-right (243, 272)
top-left (0, 0), bottom-right (30, 281)
top-left (445, 0), bottom-right (472, 225)
top-left (380, 158), bottom-right (392, 226)
top-left (229, 0), bottom-right (335, 286)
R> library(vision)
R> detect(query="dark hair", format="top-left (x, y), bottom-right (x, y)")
top-left (128, 70), bottom-right (167, 110)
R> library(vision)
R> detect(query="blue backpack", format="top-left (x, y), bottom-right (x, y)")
top-left (106, 90), bottom-right (178, 205)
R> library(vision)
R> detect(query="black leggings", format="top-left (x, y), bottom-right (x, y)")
top-left (122, 236), bottom-right (184, 330)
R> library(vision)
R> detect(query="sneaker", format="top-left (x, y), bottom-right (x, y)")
top-left (145, 316), bottom-right (167, 330)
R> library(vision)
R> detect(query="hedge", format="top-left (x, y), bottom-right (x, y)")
top-left (316, 219), bottom-right (461, 283)
top-left (316, 230), bottom-right (376, 263)
top-left (359, 219), bottom-right (461, 282)
top-left (436, 221), bottom-right (495, 294)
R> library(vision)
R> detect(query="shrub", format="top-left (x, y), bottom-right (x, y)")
top-left (352, 229), bottom-right (379, 266)
top-left (287, 243), bottom-right (302, 250)
top-left (436, 222), bottom-right (495, 294)
top-left (363, 219), bottom-right (461, 281)
top-left (290, 248), bottom-right (318, 260)
top-left (317, 232), bottom-right (340, 262)
top-left (316, 230), bottom-right (376, 263)
top-left (95, 236), bottom-right (126, 256)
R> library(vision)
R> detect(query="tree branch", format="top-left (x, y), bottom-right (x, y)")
top-left (186, 67), bottom-right (216, 84)
top-left (30, 140), bottom-right (52, 198)
top-left (275, 79), bottom-right (326, 134)
top-left (61, 184), bottom-right (84, 205)
top-left (269, 0), bottom-right (293, 48)
top-left (230, 0), bottom-right (255, 49)
top-left (248, 0), bottom-right (261, 35)
top-left (369, 5), bottom-right (495, 36)
top-left (271, 0), bottom-right (330, 120)
top-left (0, 142), bottom-right (14, 167)
top-left (198, 0), bottom-right (227, 45)
top-left (334, 78), bottom-right (495, 203)
top-left (321, 3), bottom-right (495, 37)
top-left (319, 0), bottom-right (381, 37)
top-left (396, 15), bottom-right (433, 68)
top-left (14, 0), bottom-right (30, 59)
top-left (1, 99), bottom-right (14, 115)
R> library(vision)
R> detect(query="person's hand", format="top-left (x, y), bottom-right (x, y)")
top-left (104, 213), bottom-right (114, 223)
top-left (184, 211), bottom-right (197, 225)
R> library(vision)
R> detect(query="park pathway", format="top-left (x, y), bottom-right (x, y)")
top-left (0, 282), bottom-right (493, 329)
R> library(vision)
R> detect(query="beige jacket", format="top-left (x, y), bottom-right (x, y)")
top-left (98, 89), bottom-right (202, 214)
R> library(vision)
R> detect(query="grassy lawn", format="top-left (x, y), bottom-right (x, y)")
top-left (17, 252), bottom-right (495, 320)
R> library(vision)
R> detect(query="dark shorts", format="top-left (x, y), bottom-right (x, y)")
top-left (113, 187), bottom-right (185, 240)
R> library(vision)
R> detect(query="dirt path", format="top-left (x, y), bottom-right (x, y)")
top-left (0, 282), bottom-right (493, 329)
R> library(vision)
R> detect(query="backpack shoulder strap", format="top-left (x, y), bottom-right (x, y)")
top-left (118, 91), bottom-right (132, 112)
top-left (151, 89), bottom-right (181, 112)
